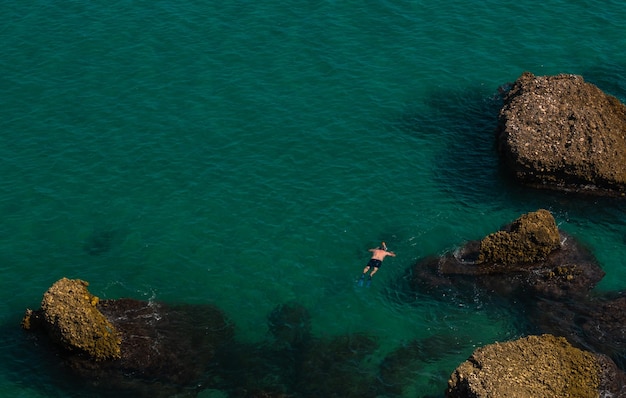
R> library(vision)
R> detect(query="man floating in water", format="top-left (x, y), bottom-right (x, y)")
top-left (358, 242), bottom-right (396, 286)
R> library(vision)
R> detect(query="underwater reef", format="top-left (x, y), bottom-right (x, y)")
top-left (22, 281), bottom-right (459, 397)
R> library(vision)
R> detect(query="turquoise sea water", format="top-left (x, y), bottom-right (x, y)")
top-left (1, 0), bottom-right (626, 396)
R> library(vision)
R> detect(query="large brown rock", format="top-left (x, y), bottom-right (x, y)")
top-left (22, 277), bottom-right (121, 360)
top-left (497, 72), bottom-right (626, 196)
top-left (446, 334), bottom-right (626, 398)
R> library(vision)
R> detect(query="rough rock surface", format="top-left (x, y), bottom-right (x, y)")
top-left (22, 277), bottom-right (121, 360)
top-left (446, 334), bottom-right (626, 398)
top-left (497, 72), bottom-right (626, 196)
top-left (477, 208), bottom-right (560, 264)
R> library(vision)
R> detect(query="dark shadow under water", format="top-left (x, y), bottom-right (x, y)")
top-left (11, 297), bottom-right (475, 398)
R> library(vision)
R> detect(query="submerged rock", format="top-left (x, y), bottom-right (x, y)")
top-left (83, 227), bottom-right (120, 256)
top-left (207, 325), bottom-right (383, 397)
top-left (378, 333), bottom-right (466, 397)
top-left (96, 299), bottom-right (234, 385)
top-left (497, 72), bottom-right (626, 196)
top-left (446, 334), bottom-right (626, 398)
top-left (208, 340), bottom-right (295, 398)
top-left (295, 332), bottom-right (379, 398)
top-left (531, 291), bottom-right (626, 369)
top-left (267, 301), bottom-right (312, 349)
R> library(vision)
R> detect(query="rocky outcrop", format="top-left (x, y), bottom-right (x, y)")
top-left (477, 209), bottom-right (560, 265)
top-left (404, 209), bottom-right (626, 396)
top-left (497, 72), bottom-right (626, 196)
top-left (446, 334), bottom-right (626, 397)
top-left (409, 209), bottom-right (604, 300)
top-left (22, 278), bottom-right (234, 397)
top-left (22, 277), bottom-right (121, 360)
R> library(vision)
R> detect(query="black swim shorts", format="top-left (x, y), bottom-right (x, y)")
top-left (367, 259), bottom-right (382, 268)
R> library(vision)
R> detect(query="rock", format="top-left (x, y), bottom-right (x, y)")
top-left (446, 334), bottom-right (626, 398)
top-left (23, 278), bottom-right (235, 397)
top-left (477, 209), bottom-right (560, 265)
top-left (295, 333), bottom-right (379, 398)
top-left (497, 72), bottom-right (626, 196)
top-left (95, 299), bottom-right (234, 385)
top-left (378, 333), bottom-right (466, 397)
top-left (531, 291), bottom-right (626, 369)
top-left (208, 340), bottom-right (295, 397)
top-left (267, 302), bottom-right (312, 349)
top-left (22, 277), bottom-right (121, 360)
top-left (409, 210), bottom-right (604, 300)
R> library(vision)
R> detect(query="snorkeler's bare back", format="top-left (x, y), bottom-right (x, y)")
top-left (369, 248), bottom-right (395, 261)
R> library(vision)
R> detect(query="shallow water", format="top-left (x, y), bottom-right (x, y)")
top-left (2, 0), bottom-right (626, 396)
